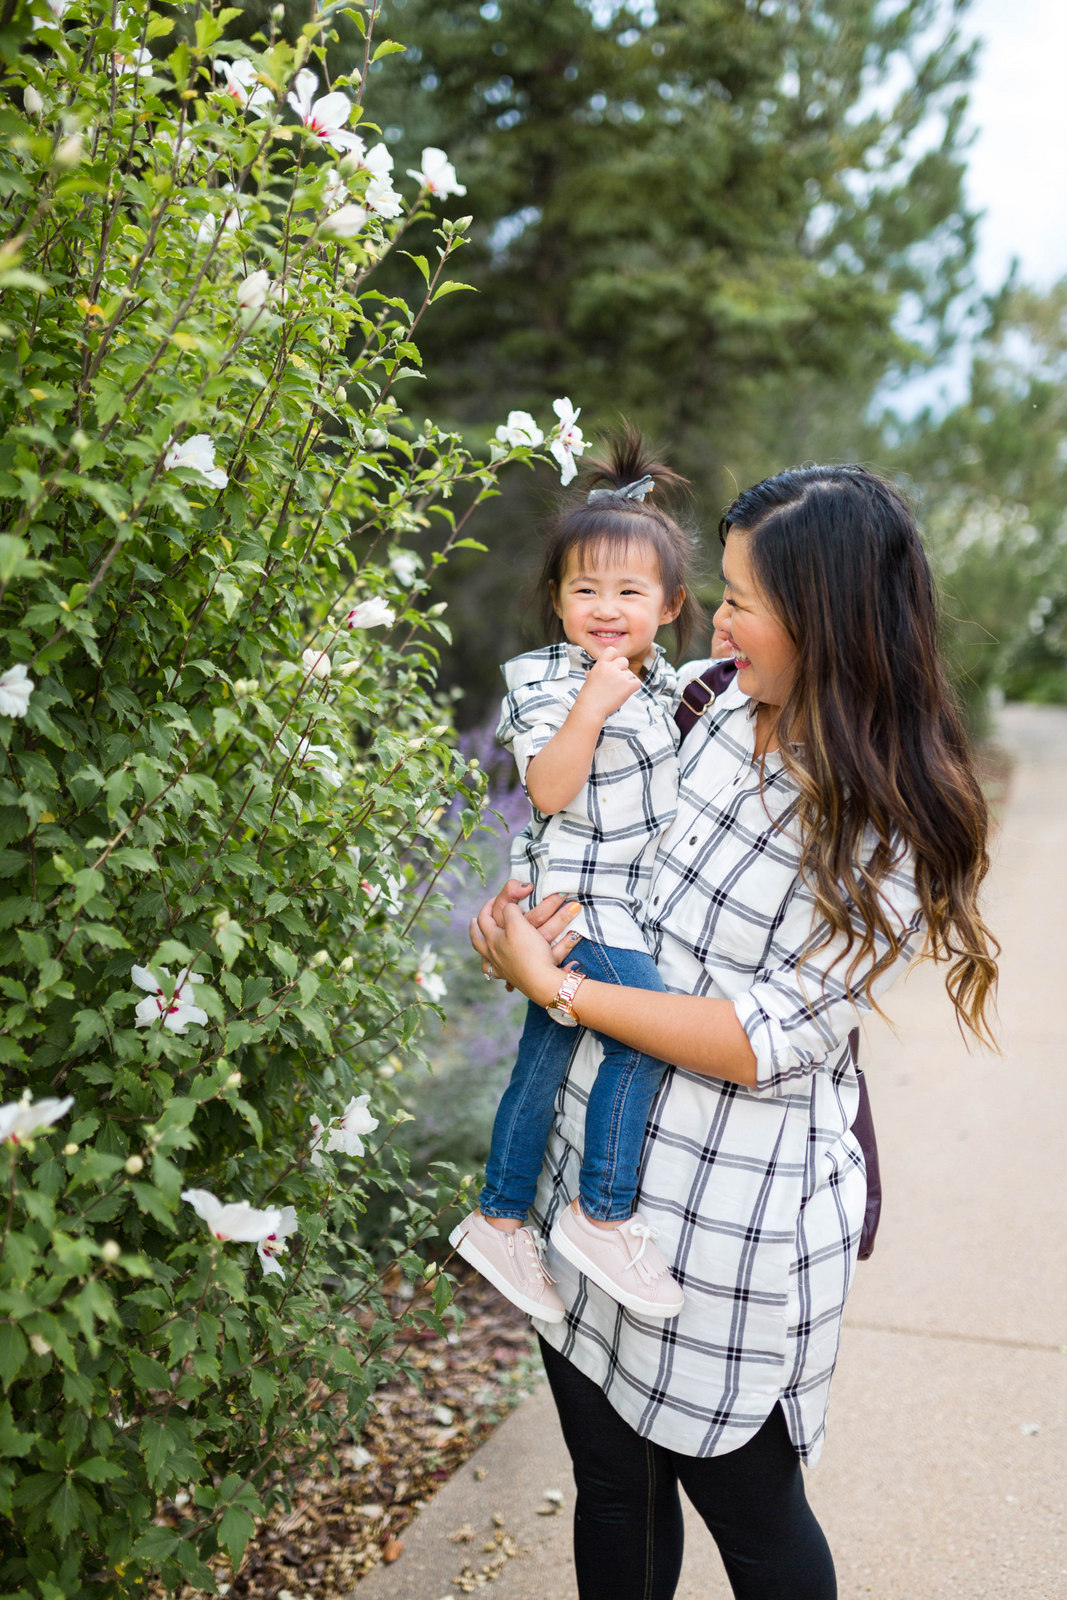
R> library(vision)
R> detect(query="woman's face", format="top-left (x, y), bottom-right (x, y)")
top-left (718, 532), bottom-right (798, 708)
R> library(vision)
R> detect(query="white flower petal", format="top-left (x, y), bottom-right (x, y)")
top-left (181, 1189), bottom-right (282, 1243)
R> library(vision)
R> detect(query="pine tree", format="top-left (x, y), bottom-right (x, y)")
top-left (372, 0), bottom-right (977, 487)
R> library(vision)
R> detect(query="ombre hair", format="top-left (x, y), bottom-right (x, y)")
top-left (536, 425), bottom-right (703, 661)
top-left (719, 464), bottom-right (998, 1044)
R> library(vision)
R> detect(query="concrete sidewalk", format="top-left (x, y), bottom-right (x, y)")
top-left (356, 703), bottom-right (1067, 1600)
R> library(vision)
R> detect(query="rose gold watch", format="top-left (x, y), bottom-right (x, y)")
top-left (547, 970), bottom-right (587, 1027)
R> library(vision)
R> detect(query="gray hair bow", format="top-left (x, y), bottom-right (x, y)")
top-left (586, 474), bottom-right (655, 505)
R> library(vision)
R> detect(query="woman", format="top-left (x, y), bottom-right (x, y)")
top-left (471, 463), bottom-right (998, 1600)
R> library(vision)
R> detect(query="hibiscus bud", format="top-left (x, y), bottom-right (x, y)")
top-left (100, 1239), bottom-right (121, 1263)
top-left (24, 86), bottom-right (44, 118)
top-left (272, 2), bottom-right (285, 15)
top-left (302, 647), bottom-right (331, 680)
top-left (29, 1334), bottom-right (52, 1356)
top-left (335, 384), bottom-right (347, 402)
top-left (311, 949), bottom-right (330, 968)
top-left (339, 955), bottom-right (355, 973)
top-left (125, 1155), bottom-right (144, 1175)
top-left (63, 1142), bottom-right (78, 1156)
top-left (468, 758), bottom-right (480, 770)
top-left (423, 1262), bottom-right (437, 1279)
top-left (212, 909), bottom-right (231, 930)
top-left (70, 429), bottom-right (89, 451)
top-left (225, 1070), bottom-right (242, 1089)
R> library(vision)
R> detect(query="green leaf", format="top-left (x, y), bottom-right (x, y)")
top-left (0, 1324), bottom-right (27, 1388)
top-left (131, 1524), bottom-right (181, 1562)
top-left (130, 1183), bottom-right (176, 1232)
top-left (0, 535), bottom-right (30, 582)
top-left (215, 918), bottom-right (248, 967)
top-left (129, 1350), bottom-right (172, 1392)
top-left (75, 1454), bottom-right (124, 1483)
top-left (0, 1400), bottom-right (34, 1457)
top-left (218, 1505), bottom-right (256, 1569)
top-left (431, 280), bottom-right (477, 301)
top-left (248, 1368), bottom-right (277, 1409)
top-left (140, 1417), bottom-right (181, 1487)
top-left (110, 848), bottom-right (158, 873)
top-left (47, 1477), bottom-right (83, 1540)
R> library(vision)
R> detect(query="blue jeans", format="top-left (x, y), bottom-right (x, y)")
top-left (480, 939), bottom-right (668, 1223)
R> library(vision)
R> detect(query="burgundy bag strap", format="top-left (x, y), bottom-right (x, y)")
top-left (849, 1028), bottom-right (882, 1260)
top-left (674, 660), bottom-right (737, 739)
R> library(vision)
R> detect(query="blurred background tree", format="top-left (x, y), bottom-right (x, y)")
top-left (261, 0), bottom-right (1065, 716)
top-left (362, 0), bottom-right (998, 715)
top-left (892, 278), bottom-right (1067, 719)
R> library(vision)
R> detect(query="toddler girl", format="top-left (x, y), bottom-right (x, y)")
top-left (451, 433), bottom-right (704, 1322)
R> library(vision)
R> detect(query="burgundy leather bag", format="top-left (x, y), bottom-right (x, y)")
top-left (675, 662), bottom-right (882, 1259)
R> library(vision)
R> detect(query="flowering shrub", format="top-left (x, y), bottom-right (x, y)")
top-left (0, 2), bottom-right (577, 1594)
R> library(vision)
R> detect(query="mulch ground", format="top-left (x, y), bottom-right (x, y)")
top-left (168, 1266), bottom-right (538, 1600)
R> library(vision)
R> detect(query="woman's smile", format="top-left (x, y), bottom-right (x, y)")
top-left (717, 534), bottom-right (797, 708)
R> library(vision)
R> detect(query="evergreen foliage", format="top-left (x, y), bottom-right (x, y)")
top-left (371, 0), bottom-right (978, 485)
top-left (897, 277), bottom-right (1067, 712)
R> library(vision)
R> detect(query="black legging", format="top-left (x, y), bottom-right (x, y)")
top-left (539, 1337), bottom-right (837, 1600)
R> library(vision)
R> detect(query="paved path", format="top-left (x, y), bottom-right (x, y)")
top-left (356, 704), bottom-right (1067, 1600)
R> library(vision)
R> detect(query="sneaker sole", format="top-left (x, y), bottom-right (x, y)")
top-left (449, 1222), bottom-right (565, 1324)
top-left (549, 1218), bottom-right (685, 1319)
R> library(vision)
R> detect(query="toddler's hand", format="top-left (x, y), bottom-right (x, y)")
top-left (578, 648), bottom-right (641, 717)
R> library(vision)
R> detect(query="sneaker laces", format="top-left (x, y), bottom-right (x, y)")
top-left (622, 1220), bottom-right (660, 1272)
top-left (518, 1227), bottom-right (558, 1285)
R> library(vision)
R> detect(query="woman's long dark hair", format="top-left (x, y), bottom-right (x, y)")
top-left (719, 464), bottom-right (998, 1044)
top-left (536, 424), bottom-right (704, 660)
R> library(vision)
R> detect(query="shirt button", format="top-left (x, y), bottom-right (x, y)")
top-left (652, 896), bottom-right (660, 906)
top-left (689, 835), bottom-right (697, 846)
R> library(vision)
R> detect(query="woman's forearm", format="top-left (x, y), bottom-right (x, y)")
top-left (533, 971), bottom-right (759, 1088)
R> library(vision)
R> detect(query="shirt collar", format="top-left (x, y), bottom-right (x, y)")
top-left (563, 640), bottom-right (669, 689)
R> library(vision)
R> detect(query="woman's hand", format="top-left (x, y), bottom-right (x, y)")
top-left (470, 881), bottom-right (583, 997)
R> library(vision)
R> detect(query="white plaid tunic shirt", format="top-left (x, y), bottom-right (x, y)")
top-left (533, 674), bottom-right (926, 1464)
top-left (497, 642), bottom-right (681, 952)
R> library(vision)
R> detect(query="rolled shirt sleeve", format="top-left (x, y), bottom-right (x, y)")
top-left (733, 851), bottom-right (926, 1096)
top-left (496, 663), bottom-right (577, 791)
top-left (496, 695), bottom-right (569, 789)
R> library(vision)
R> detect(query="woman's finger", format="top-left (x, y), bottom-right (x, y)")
top-left (550, 930), bottom-right (584, 967)
top-left (525, 892), bottom-right (568, 929)
top-left (490, 878), bottom-right (533, 925)
top-left (469, 905), bottom-right (493, 959)
top-left (534, 898), bottom-right (583, 949)
top-left (476, 898), bottom-right (505, 951)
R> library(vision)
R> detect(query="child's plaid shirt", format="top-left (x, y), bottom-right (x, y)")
top-left (496, 642), bottom-right (681, 952)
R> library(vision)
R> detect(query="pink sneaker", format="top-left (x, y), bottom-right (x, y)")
top-left (549, 1203), bottom-right (685, 1318)
top-left (449, 1211), bottom-right (565, 1324)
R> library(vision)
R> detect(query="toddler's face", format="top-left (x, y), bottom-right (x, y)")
top-left (552, 541), bottom-right (679, 675)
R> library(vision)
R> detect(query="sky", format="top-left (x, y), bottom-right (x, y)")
top-left (963, 0), bottom-right (1067, 296)
top-left (894, 0), bottom-right (1067, 414)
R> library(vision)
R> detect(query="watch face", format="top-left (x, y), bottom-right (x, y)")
top-left (547, 1003), bottom-right (579, 1027)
